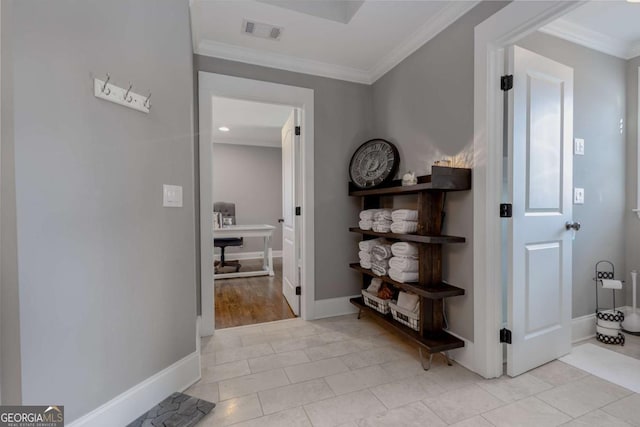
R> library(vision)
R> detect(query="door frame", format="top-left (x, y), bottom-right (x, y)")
top-left (198, 72), bottom-right (315, 336)
top-left (472, 1), bottom-right (584, 378)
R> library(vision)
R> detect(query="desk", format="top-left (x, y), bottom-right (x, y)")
top-left (214, 224), bottom-right (276, 279)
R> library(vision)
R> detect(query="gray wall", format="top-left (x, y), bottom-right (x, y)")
top-left (626, 55), bottom-right (640, 305)
top-left (7, 0), bottom-right (197, 421)
top-left (195, 55), bottom-right (373, 300)
top-left (212, 143), bottom-right (283, 253)
top-left (1, 0), bottom-right (22, 404)
top-left (518, 32), bottom-right (627, 318)
top-left (371, 1), bottom-right (508, 341)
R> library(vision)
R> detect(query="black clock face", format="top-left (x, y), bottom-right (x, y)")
top-left (349, 139), bottom-right (399, 189)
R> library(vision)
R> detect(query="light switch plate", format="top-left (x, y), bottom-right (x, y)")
top-left (574, 187), bottom-right (584, 204)
top-left (163, 184), bottom-right (183, 207)
top-left (574, 138), bottom-right (585, 155)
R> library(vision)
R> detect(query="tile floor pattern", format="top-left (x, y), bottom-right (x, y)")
top-left (186, 315), bottom-right (640, 426)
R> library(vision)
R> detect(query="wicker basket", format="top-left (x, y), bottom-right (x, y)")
top-left (361, 289), bottom-right (391, 314)
top-left (390, 301), bottom-right (419, 331)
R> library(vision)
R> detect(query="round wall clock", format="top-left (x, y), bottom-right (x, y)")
top-left (349, 139), bottom-right (400, 189)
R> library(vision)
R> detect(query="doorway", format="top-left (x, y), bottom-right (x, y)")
top-left (198, 72), bottom-right (315, 336)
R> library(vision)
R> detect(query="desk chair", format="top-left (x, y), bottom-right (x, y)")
top-left (214, 202), bottom-right (242, 273)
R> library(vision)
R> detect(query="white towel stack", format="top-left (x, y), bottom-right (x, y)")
top-left (389, 269), bottom-right (419, 283)
top-left (359, 219), bottom-right (373, 230)
top-left (391, 209), bottom-right (418, 234)
top-left (388, 254), bottom-right (419, 283)
top-left (371, 242), bottom-right (393, 276)
top-left (371, 259), bottom-right (389, 276)
top-left (372, 220), bottom-right (392, 233)
top-left (360, 209), bottom-right (383, 221)
top-left (359, 238), bottom-right (385, 269)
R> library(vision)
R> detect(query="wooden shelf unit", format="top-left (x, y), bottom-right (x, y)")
top-left (349, 166), bottom-right (471, 358)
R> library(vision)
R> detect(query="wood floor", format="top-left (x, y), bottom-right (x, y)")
top-left (214, 258), bottom-right (296, 329)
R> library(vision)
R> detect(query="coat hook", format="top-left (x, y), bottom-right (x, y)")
top-left (143, 92), bottom-right (152, 109)
top-left (101, 73), bottom-right (111, 95)
top-left (124, 83), bottom-right (133, 103)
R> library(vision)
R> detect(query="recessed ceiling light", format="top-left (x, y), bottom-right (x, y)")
top-left (218, 126), bottom-right (230, 132)
top-left (627, 0), bottom-right (640, 3)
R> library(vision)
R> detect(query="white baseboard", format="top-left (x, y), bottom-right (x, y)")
top-left (444, 330), bottom-right (476, 373)
top-left (571, 306), bottom-right (632, 344)
top-left (214, 250), bottom-right (282, 261)
top-left (69, 326), bottom-right (201, 427)
top-left (313, 295), bottom-right (359, 319)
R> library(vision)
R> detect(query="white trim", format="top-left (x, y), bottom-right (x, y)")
top-left (473, 1), bottom-right (585, 379)
top-left (637, 67), bottom-right (640, 220)
top-left (446, 331), bottom-right (475, 373)
top-left (539, 18), bottom-right (634, 60)
top-left (313, 295), bottom-right (359, 320)
top-left (214, 250), bottom-right (282, 261)
top-left (572, 312), bottom-right (596, 343)
top-left (68, 351), bottom-right (201, 427)
top-left (196, 40), bottom-right (371, 85)
top-left (194, 2), bottom-right (478, 85)
top-left (198, 72), bottom-right (315, 335)
top-left (369, 1), bottom-right (480, 83)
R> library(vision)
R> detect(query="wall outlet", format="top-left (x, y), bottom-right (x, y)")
top-left (163, 184), bottom-right (183, 207)
top-left (574, 138), bottom-right (585, 155)
top-left (574, 187), bottom-right (584, 204)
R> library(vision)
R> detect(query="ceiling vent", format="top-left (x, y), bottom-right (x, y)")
top-left (242, 19), bottom-right (283, 41)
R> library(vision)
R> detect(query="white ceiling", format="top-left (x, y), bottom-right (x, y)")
top-left (190, 0), bottom-right (479, 84)
top-left (211, 97), bottom-right (293, 148)
top-left (540, 1), bottom-right (640, 60)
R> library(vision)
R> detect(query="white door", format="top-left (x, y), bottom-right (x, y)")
top-left (282, 110), bottom-right (300, 316)
top-left (506, 46), bottom-right (574, 376)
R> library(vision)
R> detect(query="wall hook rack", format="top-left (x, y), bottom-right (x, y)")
top-left (94, 75), bottom-right (150, 113)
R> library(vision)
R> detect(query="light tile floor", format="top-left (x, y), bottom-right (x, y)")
top-left (187, 315), bottom-right (640, 426)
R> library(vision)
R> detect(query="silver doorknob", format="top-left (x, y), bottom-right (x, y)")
top-left (565, 221), bottom-right (581, 231)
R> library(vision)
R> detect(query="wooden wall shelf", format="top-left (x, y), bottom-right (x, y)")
top-left (349, 228), bottom-right (465, 244)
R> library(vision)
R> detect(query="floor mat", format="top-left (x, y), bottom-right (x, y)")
top-left (560, 343), bottom-right (640, 393)
top-left (127, 392), bottom-right (215, 427)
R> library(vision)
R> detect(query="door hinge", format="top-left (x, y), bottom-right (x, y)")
top-left (501, 74), bottom-right (513, 91)
top-left (500, 203), bottom-right (512, 218)
top-left (500, 328), bottom-right (512, 344)
top-left (295, 206), bottom-right (301, 216)
top-left (295, 286), bottom-right (301, 295)
top-left (295, 126), bottom-right (301, 136)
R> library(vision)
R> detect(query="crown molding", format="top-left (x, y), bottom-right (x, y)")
top-left (368, 1), bottom-right (480, 83)
top-left (540, 18), bottom-right (638, 60)
top-left (195, 1), bottom-right (479, 85)
top-left (196, 39), bottom-right (372, 84)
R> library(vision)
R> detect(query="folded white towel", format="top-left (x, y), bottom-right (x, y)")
top-left (392, 209), bottom-right (418, 222)
top-left (372, 243), bottom-right (393, 261)
top-left (602, 279), bottom-right (623, 290)
top-left (374, 209), bottom-right (392, 221)
top-left (388, 256), bottom-right (419, 272)
top-left (388, 268), bottom-right (419, 283)
top-left (397, 291), bottom-right (420, 312)
top-left (359, 251), bottom-right (372, 262)
top-left (359, 238), bottom-right (384, 252)
top-left (360, 259), bottom-right (372, 269)
top-left (390, 221), bottom-right (418, 234)
top-left (372, 220), bottom-right (392, 233)
top-left (359, 209), bottom-right (382, 221)
top-left (359, 219), bottom-right (373, 230)
top-left (391, 242), bottom-right (419, 257)
top-left (371, 259), bottom-right (389, 277)
top-left (366, 278), bottom-right (382, 294)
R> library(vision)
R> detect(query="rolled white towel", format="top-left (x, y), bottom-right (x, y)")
top-left (388, 268), bottom-right (419, 283)
top-left (359, 251), bottom-right (372, 262)
top-left (397, 291), bottom-right (420, 312)
top-left (374, 209), bottom-right (392, 221)
top-left (366, 278), bottom-right (383, 294)
top-left (359, 209), bottom-right (382, 221)
top-left (359, 219), bottom-right (373, 230)
top-left (359, 238), bottom-right (384, 252)
top-left (388, 256), bottom-right (419, 272)
top-left (371, 259), bottom-right (389, 277)
top-left (372, 220), bottom-right (392, 233)
top-left (391, 242), bottom-right (419, 258)
top-left (391, 209), bottom-right (418, 222)
top-left (360, 259), bottom-right (372, 269)
top-left (372, 243), bottom-right (393, 261)
top-left (390, 221), bottom-right (418, 234)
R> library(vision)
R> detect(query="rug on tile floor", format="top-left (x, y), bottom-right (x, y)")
top-left (560, 343), bottom-right (640, 393)
top-left (126, 392), bottom-right (215, 427)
